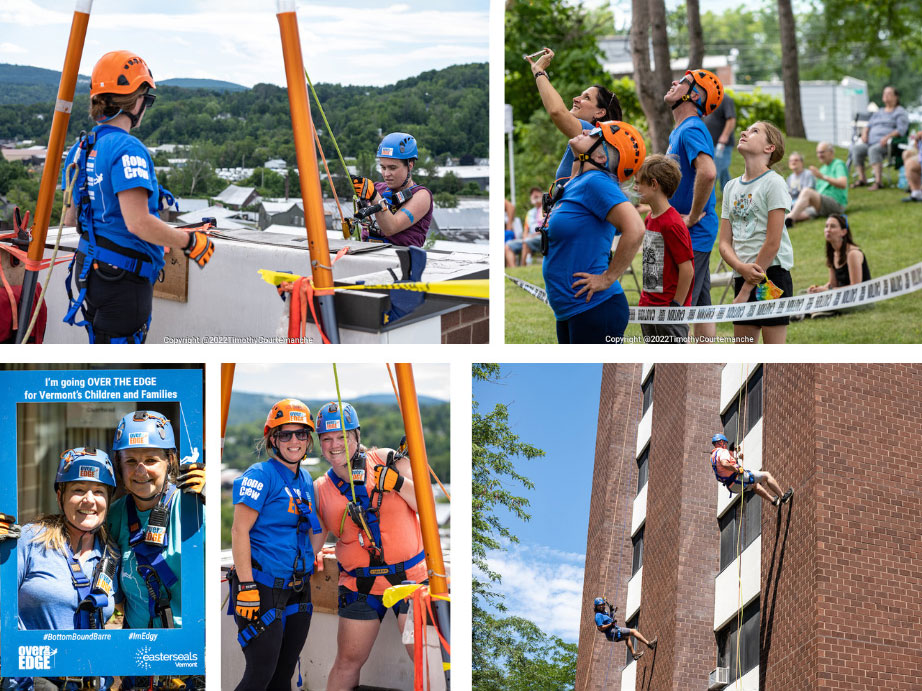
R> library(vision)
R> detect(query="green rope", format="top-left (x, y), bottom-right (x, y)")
top-left (305, 70), bottom-right (356, 195)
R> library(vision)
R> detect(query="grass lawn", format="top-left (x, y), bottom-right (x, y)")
top-left (505, 136), bottom-right (922, 344)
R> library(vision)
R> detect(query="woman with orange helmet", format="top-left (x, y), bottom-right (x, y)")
top-left (60, 50), bottom-right (214, 344)
top-left (230, 398), bottom-right (325, 690)
top-left (540, 121), bottom-right (646, 343)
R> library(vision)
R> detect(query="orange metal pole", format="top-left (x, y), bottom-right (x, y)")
top-left (394, 363), bottom-right (448, 595)
top-left (220, 363), bottom-right (236, 452)
top-left (28, 1), bottom-right (91, 260)
top-left (276, 1), bottom-right (339, 342)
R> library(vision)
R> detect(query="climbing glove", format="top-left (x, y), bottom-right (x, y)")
top-left (351, 175), bottom-right (377, 201)
top-left (184, 228), bottom-right (214, 268)
top-left (372, 464), bottom-right (404, 493)
top-left (176, 463), bottom-right (206, 495)
top-left (235, 582), bottom-right (261, 620)
top-left (0, 513), bottom-right (21, 541)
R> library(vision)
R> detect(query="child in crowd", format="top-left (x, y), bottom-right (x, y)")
top-left (785, 151), bottom-right (815, 205)
top-left (521, 186), bottom-right (546, 264)
top-left (635, 155), bottom-right (694, 344)
top-left (718, 121), bottom-right (793, 344)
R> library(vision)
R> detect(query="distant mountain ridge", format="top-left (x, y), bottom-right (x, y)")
top-left (0, 63), bottom-right (246, 105)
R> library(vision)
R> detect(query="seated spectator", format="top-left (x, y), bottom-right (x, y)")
top-left (520, 186), bottom-right (546, 264)
top-left (808, 214), bottom-right (871, 293)
top-left (849, 86), bottom-right (909, 190)
top-left (786, 152), bottom-right (815, 204)
top-left (902, 131), bottom-right (922, 203)
top-left (504, 198), bottom-right (523, 267)
top-left (785, 142), bottom-right (847, 227)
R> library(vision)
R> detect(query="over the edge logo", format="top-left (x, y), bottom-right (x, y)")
top-left (19, 645), bottom-right (57, 670)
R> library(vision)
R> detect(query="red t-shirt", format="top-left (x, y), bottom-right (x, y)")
top-left (638, 206), bottom-right (694, 307)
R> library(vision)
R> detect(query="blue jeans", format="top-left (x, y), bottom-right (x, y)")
top-left (715, 144), bottom-right (732, 192)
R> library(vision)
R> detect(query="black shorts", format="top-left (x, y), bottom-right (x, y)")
top-left (732, 265), bottom-right (794, 327)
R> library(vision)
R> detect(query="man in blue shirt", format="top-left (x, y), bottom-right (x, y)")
top-left (593, 597), bottom-right (657, 661)
top-left (664, 69), bottom-right (723, 342)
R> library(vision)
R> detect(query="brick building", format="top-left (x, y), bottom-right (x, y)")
top-left (575, 363), bottom-right (922, 691)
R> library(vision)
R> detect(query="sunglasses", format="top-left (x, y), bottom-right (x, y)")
top-left (275, 429), bottom-right (310, 442)
top-left (141, 92), bottom-right (156, 109)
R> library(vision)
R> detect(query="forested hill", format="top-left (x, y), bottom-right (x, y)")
top-left (0, 62), bottom-right (488, 163)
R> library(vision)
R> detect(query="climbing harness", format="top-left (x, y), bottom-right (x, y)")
top-left (62, 127), bottom-right (177, 344)
top-left (126, 484), bottom-right (179, 628)
top-left (66, 539), bottom-right (118, 630)
top-left (536, 176), bottom-right (569, 256)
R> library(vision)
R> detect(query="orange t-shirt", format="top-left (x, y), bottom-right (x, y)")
top-left (710, 447), bottom-right (738, 479)
top-left (314, 448), bottom-right (427, 594)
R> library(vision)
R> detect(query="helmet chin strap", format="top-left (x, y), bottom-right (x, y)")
top-left (576, 137), bottom-right (610, 175)
top-left (672, 80), bottom-right (704, 113)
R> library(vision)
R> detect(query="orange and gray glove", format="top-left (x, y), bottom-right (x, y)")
top-left (176, 462), bottom-right (206, 495)
top-left (235, 581), bottom-right (261, 620)
top-left (0, 513), bottom-right (22, 541)
top-left (183, 227), bottom-right (214, 268)
top-left (372, 464), bottom-right (404, 492)
top-left (351, 175), bottom-right (377, 201)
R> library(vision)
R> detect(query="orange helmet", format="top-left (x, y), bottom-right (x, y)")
top-left (264, 398), bottom-right (315, 437)
top-left (596, 121), bottom-right (647, 181)
top-left (684, 68), bottom-right (723, 116)
top-left (91, 50), bottom-right (155, 97)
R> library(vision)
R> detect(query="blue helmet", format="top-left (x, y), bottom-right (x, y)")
top-left (113, 410), bottom-right (176, 451)
top-left (594, 597), bottom-right (606, 607)
top-left (55, 448), bottom-right (116, 490)
top-left (712, 433), bottom-right (729, 445)
top-left (315, 402), bottom-right (360, 435)
top-left (377, 132), bottom-right (418, 160)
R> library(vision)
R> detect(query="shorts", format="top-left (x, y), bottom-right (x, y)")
top-left (606, 626), bottom-right (632, 642)
top-left (641, 321), bottom-right (689, 344)
top-left (816, 194), bottom-right (844, 217)
top-left (506, 239), bottom-right (523, 252)
top-left (728, 468), bottom-right (766, 494)
top-left (732, 265), bottom-right (794, 327)
top-left (690, 250), bottom-right (712, 307)
top-left (849, 140), bottom-right (887, 166)
top-left (337, 580), bottom-right (429, 622)
top-left (524, 236), bottom-right (542, 252)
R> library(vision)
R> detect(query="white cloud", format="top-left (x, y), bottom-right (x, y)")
top-left (483, 542), bottom-right (586, 643)
top-left (0, 42), bottom-right (26, 55)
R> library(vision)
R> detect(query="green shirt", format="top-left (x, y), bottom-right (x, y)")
top-left (817, 159), bottom-right (848, 208)
top-left (108, 489), bottom-right (184, 628)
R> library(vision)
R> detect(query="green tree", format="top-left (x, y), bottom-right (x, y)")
top-left (473, 364), bottom-right (576, 690)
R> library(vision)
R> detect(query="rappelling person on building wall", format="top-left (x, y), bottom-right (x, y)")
top-left (710, 433), bottom-right (793, 506)
top-left (106, 410), bottom-right (205, 629)
top-left (60, 50), bottom-right (215, 344)
top-left (229, 399), bottom-right (325, 691)
top-left (0, 449), bottom-right (120, 690)
top-left (311, 401), bottom-right (428, 691)
top-left (592, 597), bottom-right (657, 661)
top-left (350, 132), bottom-right (433, 247)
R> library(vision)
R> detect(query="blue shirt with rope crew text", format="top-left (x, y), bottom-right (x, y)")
top-left (232, 459), bottom-right (318, 582)
top-left (61, 124), bottom-right (165, 277)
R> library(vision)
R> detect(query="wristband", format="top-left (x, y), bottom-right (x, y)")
top-left (534, 71), bottom-right (548, 81)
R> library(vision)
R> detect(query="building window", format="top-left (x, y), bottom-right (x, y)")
top-left (721, 365), bottom-right (764, 446)
top-left (625, 612), bottom-right (639, 666)
top-left (718, 491), bottom-right (762, 573)
top-left (717, 599), bottom-right (760, 682)
top-left (641, 370), bottom-right (654, 416)
top-left (631, 526), bottom-right (644, 576)
top-left (636, 445), bottom-right (649, 493)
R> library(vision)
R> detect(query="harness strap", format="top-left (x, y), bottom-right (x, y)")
top-left (63, 541), bottom-right (103, 630)
top-left (235, 601), bottom-right (314, 648)
top-left (326, 466), bottom-right (383, 553)
top-left (339, 589), bottom-right (388, 619)
top-left (338, 549), bottom-right (426, 579)
top-left (126, 485), bottom-right (179, 626)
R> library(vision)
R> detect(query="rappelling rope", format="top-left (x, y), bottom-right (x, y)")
top-left (734, 363), bottom-right (748, 690)
top-left (311, 121), bottom-right (348, 230)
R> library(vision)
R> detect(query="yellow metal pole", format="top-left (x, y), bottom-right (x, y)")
top-left (275, 0), bottom-right (340, 342)
top-left (16, 0), bottom-right (92, 343)
top-left (220, 363), bottom-right (236, 452)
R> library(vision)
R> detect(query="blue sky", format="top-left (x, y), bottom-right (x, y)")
top-left (474, 363), bottom-right (602, 643)
top-left (1, 0), bottom-right (488, 87)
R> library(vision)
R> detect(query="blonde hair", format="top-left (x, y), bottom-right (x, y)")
top-left (29, 483), bottom-right (113, 552)
top-left (89, 85), bottom-right (146, 122)
top-left (636, 154), bottom-right (682, 198)
top-left (757, 121), bottom-right (785, 168)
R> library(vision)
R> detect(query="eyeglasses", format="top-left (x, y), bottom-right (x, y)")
top-left (275, 429), bottom-right (310, 442)
top-left (141, 92), bottom-right (156, 109)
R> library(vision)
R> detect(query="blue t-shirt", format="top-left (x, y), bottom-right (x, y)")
top-left (107, 489), bottom-right (185, 628)
top-left (233, 459), bottom-right (318, 581)
top-left (61, 124), bottom-right (165, 276)
top-left (16, 523), bottom-right (119, 630)
top-left (595, 611), bottom-right (613, 628)
top-left (555, 118), bottom-right (594, 181)
top-left (666, 116), bottom-right (718, 253)
top-left (542, 170), bottom-right (628, 321)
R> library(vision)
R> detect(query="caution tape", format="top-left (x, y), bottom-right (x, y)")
top-left (260, 269), bottom-right (488, 299)
top-left (506, 261), bottom-right (922, 323)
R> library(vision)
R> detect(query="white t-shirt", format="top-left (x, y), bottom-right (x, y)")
top-left (721, 169), bottom-right (793, 275)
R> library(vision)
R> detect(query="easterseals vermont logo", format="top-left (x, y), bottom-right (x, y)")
top-left (19, 645), bottom-right (57, 671)
top-left (135, 646), bottom-right (153, 671)
top-left (134, 646), bottom-right (199, 670)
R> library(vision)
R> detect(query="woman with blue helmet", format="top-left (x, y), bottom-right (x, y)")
top-left (0, 449), bottom-right (120, 690)
top-left (230, 399), bottom-right (325, 691)
top-left (312, 401), bottom-right (427, 690)
top-left (60, 50), bottom-right (214, 344)
top-left (349, 132), bottom-right (433, 247)
top-left (541, 121), bottom-right (646, 343)
top-left (106, 410), bottom-right (203, 629)
top-left (593, 597), bottom-right (656, 660)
